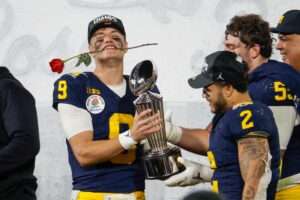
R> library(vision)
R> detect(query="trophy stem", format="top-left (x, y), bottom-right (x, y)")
top-left (135, 92), bottom-right (168, 151)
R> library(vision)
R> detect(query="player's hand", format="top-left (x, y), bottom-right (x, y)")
top-left (165, 157), bottom-right (205, 187)
top-left (130, 109), bottom-right (162, 142)
top-left (165, 110), bottom-right (182, 144)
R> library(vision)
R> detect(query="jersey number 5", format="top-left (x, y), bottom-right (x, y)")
top-left (240, 110), bottom-right (254, 130)
top-left (109, 113), bottom-right (136, 164)
top-left (274, 81), bottom-right (293, 101)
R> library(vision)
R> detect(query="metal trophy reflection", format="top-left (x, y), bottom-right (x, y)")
top-left (129, 60), bottom-right (184, 179)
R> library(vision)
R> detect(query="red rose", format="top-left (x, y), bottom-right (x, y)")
top-left (49, 58), bottom-right (64, 73)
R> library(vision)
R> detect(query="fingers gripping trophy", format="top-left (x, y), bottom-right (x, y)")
top-left (129, 60), bottom-right (184, 179)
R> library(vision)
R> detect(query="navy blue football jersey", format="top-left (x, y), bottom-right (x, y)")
top-left (248, 60), bottom-right (295, 107)
top-left (248, 60), bottom-right (300, 180)
top-left (208, 103), bottom-right (280, 200)
top-left (248, 60), bottom-right (300, 99)
top-left (52, 72), bottom-right (158, 193)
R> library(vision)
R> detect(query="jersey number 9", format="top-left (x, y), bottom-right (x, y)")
top-left (109, 113), bottom-right (136, 165)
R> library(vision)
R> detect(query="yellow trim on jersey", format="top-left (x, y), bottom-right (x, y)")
top-left (211, 180), bottom-right (219, 193)
top-left (232, 101), bottom-right (253, 109)
top-left (76, 191), bottom-right (145, 200)
top-left (279, 159), bottom-right (283, 178)
top-left (241, 131), bottom-right (269, 138)
top-left (69, 72), bottom-right (83, 78)
top-left (276, 184), bottom-right (300, 200)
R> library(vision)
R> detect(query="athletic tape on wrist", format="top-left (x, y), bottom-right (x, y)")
top-left (118, 130), bottom-right (138, 150)
top-left (166, 121), bottom-right (183, 144)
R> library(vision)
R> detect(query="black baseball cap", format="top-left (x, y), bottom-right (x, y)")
top-left (88, 14), bottom-right (126, 43)
top-left (188, 51), bottom-right (247, 89)
top-left (271, 9), bottom-right (300, 34)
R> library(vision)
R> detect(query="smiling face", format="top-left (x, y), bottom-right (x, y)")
top-left (88, 27), bottom-right (128, 63)
top-left (276, 34), bottom-right (300, 71)
top-left (224, 34), bottom-right (251, 66)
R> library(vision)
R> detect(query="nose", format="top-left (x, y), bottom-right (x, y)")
top-left (103, 35), bottom-right (114, 43)
top-left (202, 88), bottom-right (208, 99)
top-left (276, 40), bottom-right (283, 50)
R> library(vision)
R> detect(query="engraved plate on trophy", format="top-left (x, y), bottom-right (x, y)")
top-left (129, 60), bottom-right (184, 179)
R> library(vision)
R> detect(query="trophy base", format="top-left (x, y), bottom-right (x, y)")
top-left (143, 146), bottom-right (185, 180)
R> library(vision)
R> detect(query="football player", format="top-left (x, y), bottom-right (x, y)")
top-left (52, 14), bottom-right (161, 200)
top-left (271, 9), bottom-right (300, 200)
top-left (167, 51), bottom-right (280, 200)
top-left (223, 14), bottom-right (300, 160)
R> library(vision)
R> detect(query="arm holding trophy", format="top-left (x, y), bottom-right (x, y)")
top-left (129, 60), bottom-right (185, 179)
top-left (164, 118), bottom-right (213, 187)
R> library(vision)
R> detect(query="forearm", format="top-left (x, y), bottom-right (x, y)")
top-left (242, 162), bottom-right (263, 200)
top-left (177, 128), bottom-right (209, 155)
top-left (69, 131), bottom-right (127, 166)
top-left (238, 137), bottom-right (269, 200)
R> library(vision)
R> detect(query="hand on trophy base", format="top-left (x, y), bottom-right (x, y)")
top-left (164, 157), bottom-right (213, 187)
top-left (143, 145), bottom-right (185, 180)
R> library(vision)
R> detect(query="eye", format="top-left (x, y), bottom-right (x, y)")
top-left (112, 36), bottom-right (122, 42)
top-left (92, 34), bottom-right (104, 43)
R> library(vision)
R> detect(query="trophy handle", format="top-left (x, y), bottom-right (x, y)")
top-left (129, 60), bottom-right (157, 96)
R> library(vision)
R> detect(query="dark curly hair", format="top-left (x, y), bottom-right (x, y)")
top-left (225, 14), bottom-right (273, 58)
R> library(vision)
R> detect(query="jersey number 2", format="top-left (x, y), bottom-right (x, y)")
top-left (240, 110), bottom-right (254, 130)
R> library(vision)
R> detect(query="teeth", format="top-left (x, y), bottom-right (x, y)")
top-left (105, 46), bottom-right (115, 49)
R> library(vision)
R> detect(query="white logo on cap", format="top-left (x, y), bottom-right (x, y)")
top-left (217, 73), bottom-right (224, 81)
top-left (93, 15), bottom-right (118, 24)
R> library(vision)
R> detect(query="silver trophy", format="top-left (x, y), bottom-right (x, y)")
top-left (129, 60), bottom-right (184, 179)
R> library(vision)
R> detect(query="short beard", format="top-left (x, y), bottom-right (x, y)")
top-left (213, 92), bottom-right (228, 114)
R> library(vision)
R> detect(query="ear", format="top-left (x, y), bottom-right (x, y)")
top-left (123, 40), bottom-right (128, 53)
top-left (88, 44), bottom-right (96, 59)
top-left (222, 84), bottom-right (234, 98)
top-left (249, 44), bottom-right (260, 59)
top-left (88, 42), bottom-right (94, 52)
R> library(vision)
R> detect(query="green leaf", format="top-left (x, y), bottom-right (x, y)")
top-left (75, 53), bottom-right (91, 67)
top-left (82, 53), bottom-right (91, 66)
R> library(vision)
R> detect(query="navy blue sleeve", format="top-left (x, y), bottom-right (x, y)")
top-left (274, 62), bottom-right (300, 98)
top-left (229, 105), bottom-right (272, 140)
top-left (0, 80), bottom-right (40, 176)
top-left (52, 74), bottom-right (85, 110)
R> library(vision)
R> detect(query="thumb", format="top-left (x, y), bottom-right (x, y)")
top-left (165, 110), bottom-right (173, 122)
top-left (177, 157), bottom-right (185, 165)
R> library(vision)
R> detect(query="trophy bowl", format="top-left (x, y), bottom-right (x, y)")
top-left (129, 60), bottom-right (184, 180)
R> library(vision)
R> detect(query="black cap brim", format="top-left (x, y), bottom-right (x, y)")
top-left (188, 73), bottom-right (214, 89)
top-left (271, 26), bottom-right (300, 34)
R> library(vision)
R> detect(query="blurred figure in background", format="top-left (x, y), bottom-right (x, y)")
top-left (0, 67), bottom-right (40, 200)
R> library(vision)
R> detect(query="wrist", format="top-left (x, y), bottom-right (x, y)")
top-left (118, 130), bottom-right (138, 150)
top-left (166, 121), bottom-right (183, 144)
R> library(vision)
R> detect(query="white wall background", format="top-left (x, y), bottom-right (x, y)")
top-left (0, 0), bottom-right (299, 199)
